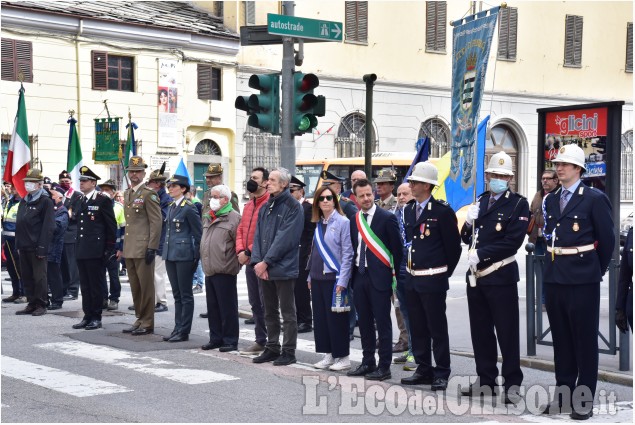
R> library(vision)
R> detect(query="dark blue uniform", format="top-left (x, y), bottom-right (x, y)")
top-left (616, 227), bottom-right (633, 331)
top-left (404, 197), bottom-right (461, 381)
top-left (542, 182), bottom-right (614, 411)
top-left (460, 189), bottom-right (529, 393)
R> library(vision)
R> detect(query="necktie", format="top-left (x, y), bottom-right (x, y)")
top-left (560, 189), bottom-right (570, 213)
top-left (359, 213), bottom-right (368, 275)
top-left (488, 196), bottom-right (497, 210)
top-left (416, 204), bottom-right (423, 221)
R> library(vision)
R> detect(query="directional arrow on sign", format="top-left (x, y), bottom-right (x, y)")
top-left (331, 23), bottom-right (341, 39)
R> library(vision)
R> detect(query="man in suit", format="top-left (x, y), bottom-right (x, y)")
top-left (399, 162), bottom-right (461, 391)
top-left (119, 156), bottom-right (163, 335)
top-left (347, 178), bottom-right (403, 381)
top-left (540, 144), bottom-right (614, 420)
top-left (59, 170), bottom-right (83, 301)
top-left (71, 167), bottom-right (116, 330)
top-left (289, 175), bottom-right (315, 333)
top-left (460, 152), bottom-right (530, 402)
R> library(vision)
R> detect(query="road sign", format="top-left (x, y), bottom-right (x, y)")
top-left (267, 13), bottom-right (343, 42)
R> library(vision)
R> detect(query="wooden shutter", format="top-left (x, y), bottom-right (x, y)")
top-left (1, 39), bottom-right (33, 82)
top-left (357, 2), bottom-right (368, 43)
top-left (564, 15), bottom-right (583, 67)
top-left (497, 7), bottom-right (518, 60)
top-left (345, 2), bottom-right (357, 41)
top-left (345, 1), bottom-right (367, 43)
top-left (211, 68), bottom-right (221, 100)
top-left (426, 1), bottom-right (446, 52)
top-left (245, 1), bottom-right (255, 25)
top-left (92, 50), bottom-right (108, 90)
top-left (1, 39), bottom-right (15, 81)
top-left (627, 22), bottom-right (633, 73)
top-left (198, 64), bottom-right (212, 100)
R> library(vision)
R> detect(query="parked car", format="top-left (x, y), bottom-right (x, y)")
top-left (620, 212), bottom-right (633, 246)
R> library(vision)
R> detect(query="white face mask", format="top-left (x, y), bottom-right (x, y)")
top-left (209, 198), bottom-right (221, 212)
top-left (25, 182), bottom-right (38, 193)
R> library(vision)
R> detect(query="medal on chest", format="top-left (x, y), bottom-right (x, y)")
top-left (573, 222), bottom-right (579, 232)
top-left (495, 222), bottom-right (502, 232)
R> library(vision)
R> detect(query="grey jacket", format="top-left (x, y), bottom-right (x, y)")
top-left (200, 209), bottom-right (242, 276)
top-left (251, 189), bottom-right (304, 280)
top-left (306, 211), bottom-right (354, 288)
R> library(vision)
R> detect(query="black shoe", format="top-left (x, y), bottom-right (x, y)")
top-left (253, 348), bottom-right (281, 364)
top-left (85, 320), bottom-right (102, 330)
top-left (244, 317), bottom-right (255, 325)
top-left (47, 304), bottom-right (62, 310)
top-left (2, 295), bottom-right (19, 303)
top-left (570, 410), bottom-right (593, 420)
top-left (219, 345), bottom-right (238, 352)
top-left (202, 341), bottom-right (223, 350)
top-left (347, 364), bottom-right (376, 377)
top-left (366, 368), bottom-right (391, 381)
top-left (539, 403), bottom-right (572, 415)
top-left (102, 299), bottom-right (109, 309)
top-left (460, 384), bottom-right (496, 397)
top-left (401, 372), bottom-right (433, 385)
top-left (168, 333), bottom-right (189, 342)
top-left (15, 305), bottom-right (37, 315)
top-left (63, 294), bottom-right (77, 301)
top-left (431, 377), bottom-right (448, 391)
top-left (163, 330), bottom-right (178, 341)
top-left (297, 323), bottom-right (313, 333)
top-left (154, 303), bottom-right (168, 313)
top-left (273, 351), bottom-right (296, 366)
top-left (31, 306), bottom-right (47, 316)
top-left (72, 319), bottom-right (90, 329)
top-left (200, 312), bottom-right (208, 318)
top-left (122, 325), bottom-right (139, 333)
top-left (131, 328), bottom-right (153, 335)
top-left (128, 305), bottom-right (135, 311)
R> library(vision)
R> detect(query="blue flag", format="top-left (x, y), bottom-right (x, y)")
top-left (175, 158), bottom-right (192, 185)
top-left (404, 137), bottom-right (429, 180)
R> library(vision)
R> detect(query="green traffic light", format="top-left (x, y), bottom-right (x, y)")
top-left (298, 116), bottom-right (311, 131)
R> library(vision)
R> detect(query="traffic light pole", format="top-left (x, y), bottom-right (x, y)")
top-left (280, 1), bottom-right (296, 172)
top-left (363, 74), bottom-right (377, 179)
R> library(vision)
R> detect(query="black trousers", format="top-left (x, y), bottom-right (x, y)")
top-left (295, 260), bottom-right (313, 326)
top-left (261, 278), bottom-right (297, 353)
top-left (545, 282), bottom-right (600, 406)
top-left (3, 238), bottom-right (23, 296)
top-left (77, 258), bottom-right (105, 321)
top-left (312, 278), bottom-right (350, 358)
top-left (19, 250), bottom-right (47, 308)
top-left (165, 260), bottom-right (195, 335)
top-left (353, 272), bottom-right (392, 370)
top-left (466, 284), bottom-right (522, 389)
top-left (105, 255), bottom-right (121, 301)
top-left (47, 261), bottom-right (64, 306)
top-left (406, 288), bottom-right (451, 380)
top-left (205, 274), bottom-right (239, 346)
top-left (61, 242), bottom-right (80, 297)
top-left (245, 265), bottom-right (267, 346)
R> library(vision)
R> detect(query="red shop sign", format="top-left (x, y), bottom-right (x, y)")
top-left (545, 107), bottom-right (608, 138)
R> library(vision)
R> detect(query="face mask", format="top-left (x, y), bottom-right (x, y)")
top-left (489, 178), bottom-right (509, 194)
top-left (25, 182), bottom-right (38, 193)
top-left (209, 198), bottom-right (221, 212)
top-left (246, 179), bottom-right (259, 193)
top-left (59, 182), bottom-right (71, 190)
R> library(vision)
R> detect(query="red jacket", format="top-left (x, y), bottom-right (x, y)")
top-left (236, 192), bottom-right (269, 254)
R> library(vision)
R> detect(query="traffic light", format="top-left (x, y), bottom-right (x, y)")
top-left (235, 73), bottom-right (280, 134)
top-left (292, 72), bottom-right (326, 134)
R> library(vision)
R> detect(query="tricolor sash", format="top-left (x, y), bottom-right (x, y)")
top-left (314, 221), bottom-right (350, 312)
top-left (356, 212), bottom-right (397, 290)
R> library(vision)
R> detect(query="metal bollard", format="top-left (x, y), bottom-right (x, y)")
top-left (525, 243), bottom-right (536, 356)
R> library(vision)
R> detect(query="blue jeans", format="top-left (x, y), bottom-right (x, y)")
top-left (192, 260), bottom-right (204, 287)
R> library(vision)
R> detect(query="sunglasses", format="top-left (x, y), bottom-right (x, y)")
top-left (318, 195), bottom-right (334, 202)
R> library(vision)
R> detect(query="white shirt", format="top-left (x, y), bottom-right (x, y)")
top-left (356, 204), bottom-right (377, 267)
top-left (83, 189), bottom-right (96, 202)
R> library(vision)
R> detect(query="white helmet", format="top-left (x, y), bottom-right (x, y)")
top-left (485, 151), bottom-right (514, 176)
top-left (552, 143), bottom-right (586, 171)
top-left (408, 161), bottom-right (438, 186)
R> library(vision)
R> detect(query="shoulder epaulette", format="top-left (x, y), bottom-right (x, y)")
top-left (434, 198), bottom-right (450, 207)
top-left (406, 199), bottom-right (417, 205)
top-left (183, 199), bottom-right (193, 206)
top-left (477, 191), bottom-right (490, 198)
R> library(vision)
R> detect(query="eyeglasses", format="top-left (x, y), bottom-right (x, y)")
top-left (318, 195), bottom-right (334, 202)
top-left (541, 177), bottom-right (557, 181)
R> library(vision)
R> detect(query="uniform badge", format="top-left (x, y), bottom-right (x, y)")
top-left (425, 229), bottom-right (430, 237)
top-left (573, 222), bottom-right (579, 232)
top-left (495, 223), bottom-right (502, 231)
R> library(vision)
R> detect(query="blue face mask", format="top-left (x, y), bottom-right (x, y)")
top-left (489, 178), bottom-right (509, 194)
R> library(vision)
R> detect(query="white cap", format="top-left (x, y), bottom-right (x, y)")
top-left (551, 143), bottom-right (586, 171)
top-left (407, 161), bottom-right (438, 186)
top-left (485, 151), bottom-right (514, 176)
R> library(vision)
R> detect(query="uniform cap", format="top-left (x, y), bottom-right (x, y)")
top-left (290, 175), bottom-right (306, 188)
top-left (148, 169), bottom-right (168, 181)
top-left (43, 177), bottom-right (52, 185)
top-left (552, 143), bottom-right (586, 171)
top-left (374, 168), bottom-right (397, 183)
top-left (407, 161), bottom-right (438, 185)
top-left (126, 156), bottom-right (148, 171)
top-left (78, 166), bottom-right (101, 181)
top-left (23, 168), bottom-right (45, 182)
top-left (59, 170), bottom-right (70, 180)
top-left (485, 152), bottom-right (514, 176)
top-left (321, 170), bottom-right (345, 185)
top-left (166, 174), bottom-right (190, 190)
top-left (204, 163), bottom-right (223, 177)
top-left (100, 179), bottom-right (117, 189)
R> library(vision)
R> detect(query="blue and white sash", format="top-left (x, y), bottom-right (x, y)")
top-left (314, 221), bottom-right (350, 313)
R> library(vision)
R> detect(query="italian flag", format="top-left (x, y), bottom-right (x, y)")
top-left (2, 85), bottom-right (30, 197)
top-left (67, 117), bottom-right (83, 191)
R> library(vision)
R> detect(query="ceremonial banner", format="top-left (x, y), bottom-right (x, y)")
top-left (158, 59), bottom-right (178, 148)
top-left (3, 84), bottom-right (30, 197)
top-left (450, 7), bottom-right (499, 189)
top-left (94, 118), bottom-right (121, 163)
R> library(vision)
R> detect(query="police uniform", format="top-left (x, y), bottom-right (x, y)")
top-left (123, 156), bottom-right (163, 334)
top-left (148, 166), bottom-right (172, 311)
top-left (73, 167), bottom-right (116, 330)
top-left (403, 194), bottom-right (461, 382)
top-left (201, 163), bottom-right (239, 221)
top-left (460, 189), bottom-right (529, 394)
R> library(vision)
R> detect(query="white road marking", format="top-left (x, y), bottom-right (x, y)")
top-left (37, 341), bottom-right (239, 384)
top-left (1, 356), bottom-right (131, 397)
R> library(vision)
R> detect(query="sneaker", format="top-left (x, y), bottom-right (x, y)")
top-left (393, 352), bottom-right (408, 364)
top-left (329, 356), bottom-right (351, 371)
top-left (252, 348), bottom-right (280, 364)
top-left (13, 296), bottom-right (27, 304)
top-left (273, 351), bottom-right (296, 366)
top-left (32, 306), bottom-right (47, 316)
top-left (2, 295), bottom-right (19, 303)
top-left (107, 300), bottom-right (119, 310)
top-left (403, 354), bottom-right (417, 371)
top-left (313, 353), bottom-right (335, 370)
top-left (192, 285), bottom-right (203, 294)
top-left (239, 342), bottom-right (265, 355)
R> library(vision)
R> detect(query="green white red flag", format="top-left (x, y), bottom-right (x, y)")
top-left (2, 85), bottom-right (30, 197)
top-left (66, 117), bottom-right (83, 191)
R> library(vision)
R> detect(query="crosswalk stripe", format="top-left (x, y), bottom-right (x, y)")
top-left (37, 341), bottom-right (239, 384)
top-left (1, 355), bottom-right (131, 397)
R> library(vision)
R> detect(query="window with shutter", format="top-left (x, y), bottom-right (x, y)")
top-left (92, 51), bottom-right (133, 91)
top-left (345, 1), bottom-right (368, 44)
top-left (214, 1), bottom-right (224, 18)
top-left (497, 6), bottom-right (518, 60)
top-left (244, 1), bottom-right (255, 25)
top-left (626, 22), bottom-right (633, 73)
top-left (1, 38), bottom-right (33, 82)
top-left (425, 1), bottom-right (447, 53)
top-left (197, 64), bottom-right (222, 101)
top-left (564, 15), bottom-right (583, 67)
top-left (92, 51), bottom-right (108, 90)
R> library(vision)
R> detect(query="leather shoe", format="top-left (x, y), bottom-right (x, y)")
top-left (128, 305), bottom-right (135, 311)
top-left (461, 384), bottom-right (496, 397)
top-left (392, 341), bottom-right (408, 353)
top-left (252, 348), bottom-right (281, 364)
top-left (168, 333), bottom-right (189, 342)
top-left (219, 345), bottom-right (237, 352)
top-left (200, 312), bottom-right (209, 318)
top-left (366, 368), bottom-right (391, 381)
top-left (347, 364), bottom-right (377, 377)
top-left (570, 410), bottom-right (593, 420)
top-left (297, 323), bottom-right (313, 333)
top-left (122, 325), bottom-right (139, 333)
top-left (72, 319), bottom-right (90, 329)
top-left (401, 372), bottom-right (433, 385)
top-left (47, 304), bottom-right (62, 310)
top-left (163, 330), bottom-right (178, 341)
top-left (85, 320), bottom-right (102, 330)
top-left (154, 303), bottom-right (168, 313)
top-left (202, 341), bottom-right (223, 350)
top-left (244, 317), bottom-right (255, 325)
top-left (539, 403), bottom-right (572, 415)
top-left (431, 377), bottom-right (448, 391)
top-left (131, 327), bottom-right (153, 335)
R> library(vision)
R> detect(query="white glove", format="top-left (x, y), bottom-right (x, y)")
top-left (468, 250), bottom-right (480, 268)
top-left (466, 204), bottom-right (480, 225)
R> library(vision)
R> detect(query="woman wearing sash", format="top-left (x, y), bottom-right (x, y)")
top-left (307, 185), bottom-right (354, 371)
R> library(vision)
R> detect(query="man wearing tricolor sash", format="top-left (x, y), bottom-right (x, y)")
top-left (346, 179), bottom-right (402, 381)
